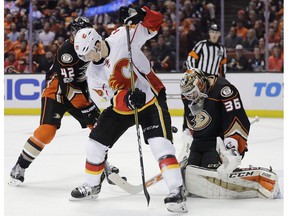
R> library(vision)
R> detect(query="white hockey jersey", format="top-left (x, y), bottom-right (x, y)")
top-left (86, 7), bottom-right (165, 114)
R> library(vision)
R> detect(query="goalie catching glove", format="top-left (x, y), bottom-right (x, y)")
top-left (124, 88), bottom-right (146, 110)
top-left (217, 137), bottom-right (242, 177)
top-left (81, 102), bottom-right (101, 126)
top-left (119, 6), bottom-right (146, 25)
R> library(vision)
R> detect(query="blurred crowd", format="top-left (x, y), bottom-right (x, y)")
top-left (224, 0), bottom-right (283, 72)
top-left (4, 0), bottom-right (284, 74)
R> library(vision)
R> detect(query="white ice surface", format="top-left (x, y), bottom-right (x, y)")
top-left (4, 116), bottom-right (284, 216)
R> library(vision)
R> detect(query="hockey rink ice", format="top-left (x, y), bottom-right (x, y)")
top-left (4, 115), bottom-right (284, 216)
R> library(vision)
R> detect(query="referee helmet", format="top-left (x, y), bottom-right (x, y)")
top-left (209, 23), bottom-right (221, 32)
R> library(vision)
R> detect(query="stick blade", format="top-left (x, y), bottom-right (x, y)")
top-left (108, 173), bottom-right (142, 194)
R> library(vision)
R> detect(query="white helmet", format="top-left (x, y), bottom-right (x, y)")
top-left (74, 27), bottom-right (102, 62)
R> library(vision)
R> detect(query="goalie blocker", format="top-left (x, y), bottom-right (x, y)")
top-left (185, 165), bottom-right (280, 199)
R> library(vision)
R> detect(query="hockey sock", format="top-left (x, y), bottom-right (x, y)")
top-left (159, 155), bottom-right (184, 191)
top-left (17, 138), bottom-right (44, 169)
top-left (17, 124), bottom-right (57, 169)
top-left (85, 160), bottom-right (105, 186)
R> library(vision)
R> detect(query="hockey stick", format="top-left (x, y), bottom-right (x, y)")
top-left (108, 158), bottom-right (188, 194)
top-left (125, 24), bottom-right (150, 205)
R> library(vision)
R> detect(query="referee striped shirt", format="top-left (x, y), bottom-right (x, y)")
top-left (186, 39), bottom-right (227, 77)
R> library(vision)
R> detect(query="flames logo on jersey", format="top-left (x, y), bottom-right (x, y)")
top-left (187, 110), bottom-right (212, 131)
top-left (109, 58), bottom-right (137, 90)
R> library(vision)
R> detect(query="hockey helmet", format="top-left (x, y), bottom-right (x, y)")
top-left (74, 27), bottom-right (102, 62)
top-left (209, 23), bottom-right (221, 32)
top-left (180, 68), bottom-right (208, 103)
top-left (69, 16), bottom-right (93, 33)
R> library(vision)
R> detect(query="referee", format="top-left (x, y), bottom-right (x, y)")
top-left (186, 24), bottom-right (227, 77)
top-left (181, 24), bottom-right (227, 151)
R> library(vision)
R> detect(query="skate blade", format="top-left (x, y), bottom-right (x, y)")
top-left (166, 202), bottom-right (188, 213)
top-left (69, 194), bottom-right (99, 201)
top-left (8, 178), bottom-right (23, 187)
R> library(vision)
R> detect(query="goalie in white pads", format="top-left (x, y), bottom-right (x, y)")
top-left (180, 68), bottom-right (279, 199)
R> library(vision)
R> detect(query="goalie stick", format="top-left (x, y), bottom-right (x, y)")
top-left (109, 116), bottom-right (260, 194)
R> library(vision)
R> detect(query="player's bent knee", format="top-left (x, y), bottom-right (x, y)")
top-left (85, 138), bottom-right (108, 163)
top-left (33, 124), bottom-right (57, 145)
top-left (148, 137), bottom-right (176, 160)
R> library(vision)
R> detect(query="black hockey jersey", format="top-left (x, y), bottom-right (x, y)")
top-left (46, 39), bottom-right (90, 101)
top-left (186, 76), bottom-right (250, 154)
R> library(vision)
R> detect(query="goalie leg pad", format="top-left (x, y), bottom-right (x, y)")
top-left (185, 165), bottom-right (280, 199)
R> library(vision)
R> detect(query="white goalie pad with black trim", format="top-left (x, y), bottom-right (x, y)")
top-left (185, 165), bottom-right (280, 199)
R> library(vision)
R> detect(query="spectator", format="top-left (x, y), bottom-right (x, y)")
top-left (227, 44), bottom-right (249, 72)
top-left (36, 51), bottom-right (54, 74)
top-left (55, 22), bottom-right (69, 40)
top-left (246, 9), bottom-right (257, 29)
top-left (268, 26), bottom-right (280, 50)
top-left (224, 26), bottom-right (243, 52)
top-left (232, 10), bottom-right (247, 27)
top-left (142, 46), bottom-right (154, 64)
top-left (50, 42), bottom-right (59, 55)
top-left (32, 43), bottom-right (46, 67)
top-left (151, 34), bottom-right (173, 72)
top-left (17, 53), bottom-right (38, 74)
top-left (162, 26), bottom-right (176, 52)
top-left (164, 0), bottom-right (177, 23)
top-left (254, 19), bottom-right (265, 39)
top-left (272, 18), bottom-right (282, 38)
top-left (7, 23), bottom-right (19, 42)
top-left (268, 44), bottom-right (283, 72)
top-left (4, 13), bottom-right (13, 34)
top-left (248, 46), bottom-right (265, 72)
top-left (38, 21), bottom-right (56, 51)
top-left (235, 20), bottom-right (248, 40)
top-left (253, 0), bottom-right (264, 15)
top-left (243, 28), bottom-right (258, 52)
top-left (258, 37), bottom-right (266, 56)
top-left (16, 14), bottom-right (28, 32)
top-left (181, 0), bottom-right (193, 21)
top-left (4, 52), bottom-right (21, 74)
top-left (4, 32), bottom-right (14, 58)
top-left (31, 4), bottom-right (43, 19)
top-left (15, 40), bottom-right (29, 61)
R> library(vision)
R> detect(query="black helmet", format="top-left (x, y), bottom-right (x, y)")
top-left (69, 17), bottom-right (93, 32)
top-left (209, 23), bottom-right (221, 32)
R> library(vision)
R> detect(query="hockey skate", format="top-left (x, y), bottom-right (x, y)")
top-left (8, 163), bottom-right (25, 186)
top-left (70, 183), bottom-right (102, 201)
top-left (164, 186), bottom-right (188, 213)
top-left (70, 172), bottom-right (105, 201)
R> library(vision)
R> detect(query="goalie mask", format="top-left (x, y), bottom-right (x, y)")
top-left (180, 68), bottom-right (208, 114)
top-left (74, 27), bottom-right (103, 62)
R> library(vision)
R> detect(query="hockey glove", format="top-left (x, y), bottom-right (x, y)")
top-left (119, 6), bottom-right (146, 25)
top-left (81, 102), bottom-right (101, 126)
top-left (217, 138), bottom-right (242, 177)
top-left (124, 88), bottom-right (146, 110)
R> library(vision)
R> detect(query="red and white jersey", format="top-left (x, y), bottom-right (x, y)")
top-left (86, 6), bottom-right (165, 114)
